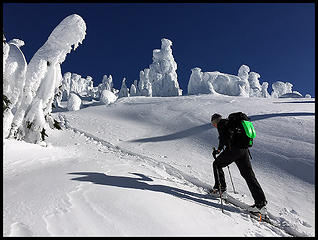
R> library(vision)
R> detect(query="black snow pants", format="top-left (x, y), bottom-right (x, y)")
top-left (213, 146), bottom-right (266, 205)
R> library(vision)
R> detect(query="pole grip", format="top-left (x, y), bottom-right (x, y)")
top-left (212, 147), bottom-right (217, 159)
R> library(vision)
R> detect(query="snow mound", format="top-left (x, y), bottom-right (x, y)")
top-left (67, 93), bottom-right (82, 111)
top-left (100, 90), bottom-right (117, 105)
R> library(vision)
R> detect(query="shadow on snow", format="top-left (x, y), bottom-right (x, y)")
top-left (68, 172), bottom-right (239, 213)
top-left (128, 112), bottom-right (314, 143)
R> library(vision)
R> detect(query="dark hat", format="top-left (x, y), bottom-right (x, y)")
top-left (211, 113), bottom-right (222, 124)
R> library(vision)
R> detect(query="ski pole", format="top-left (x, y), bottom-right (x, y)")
top-left (227, 166), bottom-right (237, 194)
top-left (212, 147), bottom-right (224, 213)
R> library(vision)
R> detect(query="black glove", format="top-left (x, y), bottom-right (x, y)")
top-left (213, 149), bottom-right (221, 154)
top-left (212, 149), bottom-right (221, 156)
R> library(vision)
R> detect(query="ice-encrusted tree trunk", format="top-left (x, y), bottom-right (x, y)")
top-left (9, 14), bottom-right (86, 144)
top-left (148, 38), bottom-right (182, 97)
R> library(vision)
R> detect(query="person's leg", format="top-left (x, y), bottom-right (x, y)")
top-left (235, 149), bottom-right (266, 205)
top-left (213, 148), bottom-right (238, 190)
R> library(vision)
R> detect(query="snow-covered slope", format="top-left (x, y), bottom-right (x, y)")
top-left (3, 95), bottom-right (315, 236)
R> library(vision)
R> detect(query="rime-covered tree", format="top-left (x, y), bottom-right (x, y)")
top-left (9, 14), bottom-right (86, 144)
top-left (271, 81), bottom-right (293, 98)
top-left (3, 37), bottom-right (27, 138)
top-left (148, 38), bottom-right (182, 97)
top-left (118, 78), bottom-right (129, 98)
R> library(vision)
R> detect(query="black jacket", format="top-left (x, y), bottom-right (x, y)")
top-left (216, 119), bottom-right (233, 151)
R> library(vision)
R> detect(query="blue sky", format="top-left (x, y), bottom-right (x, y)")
top-left (3, 3), bottom-right (315, 97)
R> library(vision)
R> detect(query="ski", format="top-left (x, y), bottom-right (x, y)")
top-left (205, 189), bottom-right (301, 237)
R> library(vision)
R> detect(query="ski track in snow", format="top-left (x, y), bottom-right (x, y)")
top-left (61, 114), bottom-right (211, 190)
top-left (57, 114), bottom-right (309, 237)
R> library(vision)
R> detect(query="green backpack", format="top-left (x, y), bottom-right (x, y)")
top-left (228, 112), bottom-right (256, 148)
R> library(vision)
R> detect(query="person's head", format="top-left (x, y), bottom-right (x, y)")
top-left (211, 113), bottom-right (222, 127)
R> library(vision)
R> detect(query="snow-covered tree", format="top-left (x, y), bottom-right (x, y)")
top-left (271, 81), bottom-right (293, 98)
top-left (9, 14), bottom-right (86, 144)
top-left (188, 67), bottom-right (246, 96)
top-left (139, 69), bottom-right (152, 97)
top-left (261, 82), bottom-right (270, 98)
top-left (130, 83), bottom-right (137, 96)
top-left (130, 79), bottom-right (140, 97)
top-left (248, 72), bottom-right (262, 97)
top-left (118, 78), bottom-right (129, 98)
top-left (237, 65), bottom-right (250, 96)
top-left (188, 68), bottom-right (218, 95)
top-left (188, 64), bottom-right (274, 98)
top-left (104, 75), bottom-right (114, 91)
top-left (61, 72), bottom-right (72, 100)
top-left (92, 74), bottom-right (116, 99)
top-left (85, 76), bottom-right (94, 96)
top-left (148, 38), bottom-right (182, 97)
top-left (3, 37), bottom-right (27, 138)
top-left (61, 72), bottom-right (95, 100)
top-left (238, 65), bottom-right (250, 82)
top-left (98, 75), bottom-right (113, 93)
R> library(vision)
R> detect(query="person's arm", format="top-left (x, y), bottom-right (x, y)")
top-left (217, 120), bottom-right (232, 151)
top-left (217, 123), bottom-right (226, 152)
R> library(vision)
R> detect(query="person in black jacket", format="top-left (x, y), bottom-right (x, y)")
top-left (210, 113), bottom-right (267, 213)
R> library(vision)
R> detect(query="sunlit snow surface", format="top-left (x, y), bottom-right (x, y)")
top-left (4, 94), bottom-right (314, 236)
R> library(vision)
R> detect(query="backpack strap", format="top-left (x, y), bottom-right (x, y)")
top-left (248, 149), bottom-right (252, 159)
